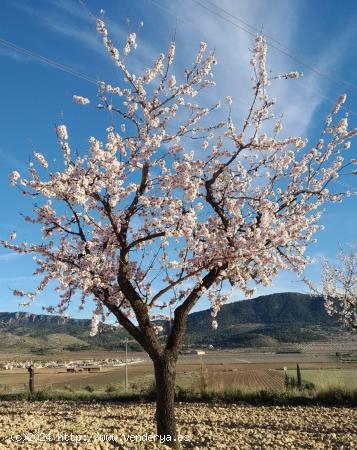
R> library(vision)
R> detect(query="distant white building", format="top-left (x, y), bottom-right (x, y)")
top-left (190, 350), bottom-right (205, 355)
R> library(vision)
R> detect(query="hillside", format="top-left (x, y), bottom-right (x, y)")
top-left (0, 292), bottom-right (349, 354)
top-left (184, 292), bottom-right (341, 347)
top-left (0, 312), bottom-right (129, 354)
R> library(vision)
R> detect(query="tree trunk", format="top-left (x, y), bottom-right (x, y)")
top-left (153, 353), bottom-right (178, 448)
top-left (28, 366), bottom-right (35, 394)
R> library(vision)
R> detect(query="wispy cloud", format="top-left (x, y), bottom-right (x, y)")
top-left (0, 147), bottom-right (28, 170)
top-left (155, 0), bottom-right (356, 136)
top-left (4, 0), bottom-right (160, 81)
top-left (5, 0), bottom-right (355, 135)
top-left (8, 0), bottom-right (103, 54)
top-left (0, 274), bottom-right (40, 282)
top-left (49, 21), bottom-right (103, 53)
top-left (0, 253), bottom-right (24, 262)
top-left (48, 0), bottom-right (92, 21)
top-left (0, 45), bottom-right (31, 63)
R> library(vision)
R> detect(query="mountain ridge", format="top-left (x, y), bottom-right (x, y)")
top-left (0, 292), bottom-right (348, 353)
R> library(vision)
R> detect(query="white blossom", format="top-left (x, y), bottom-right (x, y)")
top-left (9, 171), bottom-right (20, 185)
top-left (332, 94), bottom-right (347, 114)
top-left (56, 124), bottom-right (68, 141)
top-left (90, 313), bottom-right (99, 336)
top-left (73, 95), bottom-right (90, 105)
top-left (34, 152), bottom-right (48, 168)
top-left (321, 246), bottom-right (357, 330)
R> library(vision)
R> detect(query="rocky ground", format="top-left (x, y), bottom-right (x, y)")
top-left (0, 401), bottom-right (356, 449)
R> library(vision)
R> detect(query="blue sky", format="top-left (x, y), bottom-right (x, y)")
top-left (0, 0), bottom-right (356, 319)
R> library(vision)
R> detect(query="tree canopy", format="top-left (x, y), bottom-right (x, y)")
top-left (2, 16), bottom-right (356, 358)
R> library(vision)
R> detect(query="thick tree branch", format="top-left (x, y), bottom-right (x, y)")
top-left (166, 264), bottom-right (227, 356)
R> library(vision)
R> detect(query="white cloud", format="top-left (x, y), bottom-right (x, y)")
top-left (48, 0), bottom-right (92, 21)
top-left (152, 0), bottom-right (355, 136)
top-left (5, 0), bottom-right (161, 81)
top-left (5, 0), bottom-right (355, 136)
top-left (50, 22), bottom-right (103, 53)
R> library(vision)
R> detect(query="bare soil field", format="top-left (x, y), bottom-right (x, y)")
top-left (207, 368), bottom-right (285, 391)
top-left (0, 401), bottom-right (355, 449)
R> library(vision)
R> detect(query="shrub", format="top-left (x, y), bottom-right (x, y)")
top-left (84, 385), bottom-right (95, 393)
top-left (105, 383), bottom-right (117, 394)
top-left (316, 387), bottom-right (357, 406)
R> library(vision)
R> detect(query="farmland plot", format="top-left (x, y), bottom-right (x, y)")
top-left (208, 368), bottom-right (285, 391)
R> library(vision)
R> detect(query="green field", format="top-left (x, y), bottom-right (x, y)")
top-left (287, 368), bottom-right (357, 389)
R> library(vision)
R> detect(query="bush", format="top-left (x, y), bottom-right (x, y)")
top-left (175, 385), bottom-right (193, 401)
top-left (316, 387), bottom-right (357, 406)
top-left (84, 385), bottom-right (95, 393)
top-left (105, 383), bottom-right (117, 394)
top-left (140, 381), bottom-right (156, 400)
top-left (0, 385), bottom-right (356, 406)
top-left (304, 382), bottom-right (316, 392)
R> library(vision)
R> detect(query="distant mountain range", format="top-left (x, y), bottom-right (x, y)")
top-left (0, 292), bottom-right (350, 354)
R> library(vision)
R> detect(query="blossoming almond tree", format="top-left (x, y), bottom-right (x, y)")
top-left (321, 246), bottom-right (357, 329)
top-left (3, 15), bottom-right (357, 444)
